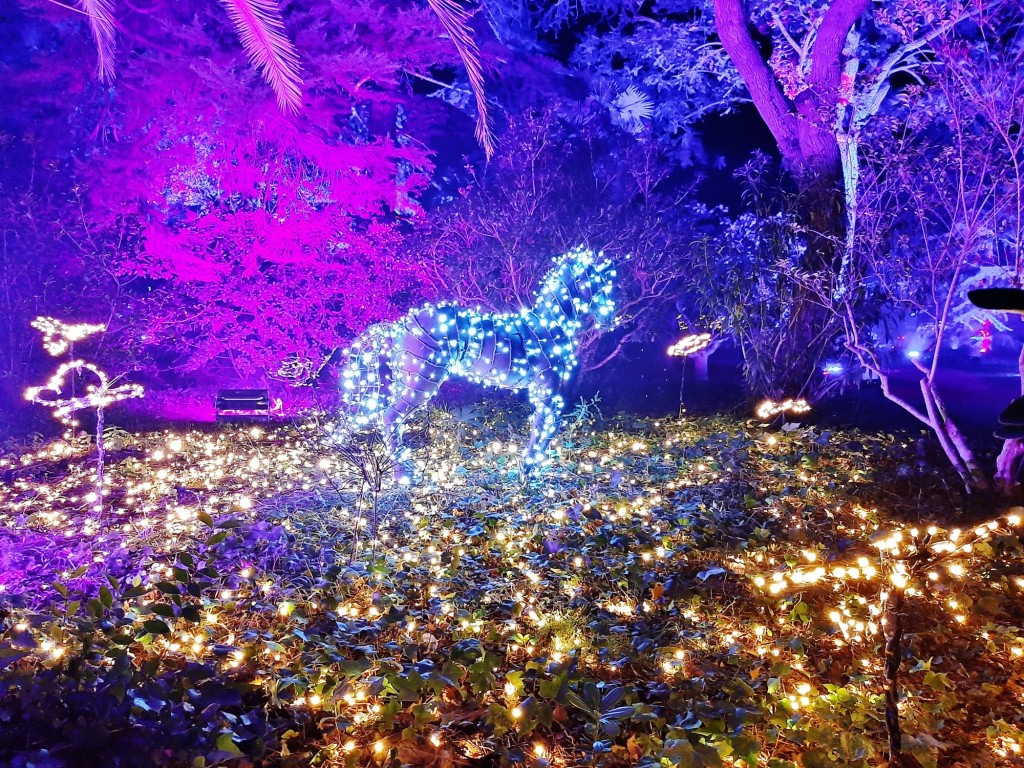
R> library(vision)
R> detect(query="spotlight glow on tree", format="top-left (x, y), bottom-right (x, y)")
top-left (25, 360), bottom-right (143, 514)
top-left (341, 247), bottom-right (617, 482)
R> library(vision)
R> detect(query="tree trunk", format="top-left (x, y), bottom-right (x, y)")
top-left (933, 389), bottom-right (989, 492)
top-left (712, 0), bottom-right (871, 399)
top-left (847, 336), bottom-right (988, 494)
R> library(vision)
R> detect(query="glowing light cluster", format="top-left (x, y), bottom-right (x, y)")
top-left (667, 332), bottom-right (712, 357)
top-left (30, 316), bottom-right (106, 357)
top-left (755, 397), bottom-right (811, 420)
top-left (340, 247), bottom-right (617, 480)
top-left (752, 511), bottom-right (1024, 646)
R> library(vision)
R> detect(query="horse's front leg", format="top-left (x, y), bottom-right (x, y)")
top-left (381, 408), bottom-right (414, 485)
top-left (383, 373), bottom-right (447, 486)
top-left (524, 374), bottom-right (566, 472)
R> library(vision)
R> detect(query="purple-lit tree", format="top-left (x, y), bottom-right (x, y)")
top-left (33, 0), bottom-right (497, 382)
top-left (687, 154), bottom-right (836, 401)
top-left (21, 0), bottom-right (494, 155)
top-left (815, 5), bottom-right (1024, 492)
top-left (531, 0), bottom-right (978, 400)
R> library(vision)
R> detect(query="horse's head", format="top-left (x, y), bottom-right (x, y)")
top-left (534, 246), bottom-right (618, 329)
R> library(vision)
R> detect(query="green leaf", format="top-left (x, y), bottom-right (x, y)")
top-left (564, 689), bottom-right (596, 717)
top-left (922, 671), bottom-right (952, 691)
top-left (216, 733), bottom-right (242, 755)
top-left (731, 734), bottom-right (760, 766)
top-left (99, 586), bottom-right (114, 609)
top-left (341, 658), bottom-right (372, 678)
top-left (143, 619), bottom-right (170, 635)
top-left (800, 748), bottom-right (836, 768)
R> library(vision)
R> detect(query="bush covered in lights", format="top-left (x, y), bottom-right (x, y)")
top-left (1, 407), bottom-right (1023, 767)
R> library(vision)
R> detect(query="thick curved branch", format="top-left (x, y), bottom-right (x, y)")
top-left (712, 0), bottom-right (799, 159)
top-left (808, 0), bottom-right (870, 93)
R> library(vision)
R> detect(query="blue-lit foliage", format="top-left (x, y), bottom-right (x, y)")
top-left (341, 247), bottom-right (617, 481)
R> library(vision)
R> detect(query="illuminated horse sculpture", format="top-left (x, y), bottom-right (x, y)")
top-left (340, 247), bottom-right (617, 482)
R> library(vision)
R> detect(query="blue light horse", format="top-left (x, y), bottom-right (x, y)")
top-left (340, 247), bottom-right (617, 482)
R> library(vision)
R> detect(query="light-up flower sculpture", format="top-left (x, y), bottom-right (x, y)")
top-left (755, 398), bottom-right (811, 421)
top-left (25, 360), bottom-right (143, 514)
top-left (668, 332), bottom-right (714, 411)
top-left (667, 332), bottom-right (713, 358)
top-left (340, 246), bottom-right (617, 482)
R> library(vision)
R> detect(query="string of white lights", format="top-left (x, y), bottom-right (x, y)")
top-left (30, 317), bottom-right (106, 357)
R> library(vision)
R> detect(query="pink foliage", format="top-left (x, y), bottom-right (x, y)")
top-left (77, 0), bottom-right (462, 381)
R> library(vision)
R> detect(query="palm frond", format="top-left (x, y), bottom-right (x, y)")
top-left (77, 0), bottom-right (117, 82)
top-left (426, 0), bottom-right (494, 158)
top-left (614, 86), bottom-right (654, 121)
top-left (218, 0), bottom-right (303, 114)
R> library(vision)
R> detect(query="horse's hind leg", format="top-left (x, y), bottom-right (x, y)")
top-left (524, 373), bottom-right (565, 471)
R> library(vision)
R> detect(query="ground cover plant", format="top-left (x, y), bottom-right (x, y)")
top-left (1, 404), bottom-right (1023, 767)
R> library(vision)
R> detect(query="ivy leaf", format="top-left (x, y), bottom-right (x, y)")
top-left (143, 619), bottom-right (170, 635)
top-left (215, 733), bottom-right (242, 755)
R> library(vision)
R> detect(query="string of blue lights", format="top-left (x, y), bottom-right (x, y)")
top-left (341, 247), bottom-right (617, 482)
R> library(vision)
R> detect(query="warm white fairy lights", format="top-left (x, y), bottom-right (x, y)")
top-left (25, 356), bottom-right (143, 514)
top-left (340, 247), bottom-right (617, 481)
top-left (755, 398), bottom-right (811, 420)
top-left (751, 510), bottom-right (1024, 643)
top-left (667, 332), bottom-right (712, 357)
top-left (31, 316), bottom-right (106, 357)
top-left (2, 413), bottom-right (1023, 763)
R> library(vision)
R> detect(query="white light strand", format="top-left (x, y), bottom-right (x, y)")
top-left (25, 360), bottom-right (144, 424)
top-left (31, 317), bottom-right (106, 357)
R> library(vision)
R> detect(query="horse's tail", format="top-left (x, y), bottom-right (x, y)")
top-left (339, 321), bottom-right (401, 429)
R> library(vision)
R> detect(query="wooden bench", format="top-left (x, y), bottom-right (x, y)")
top-left (215, 388), bottom-right (270, 422)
